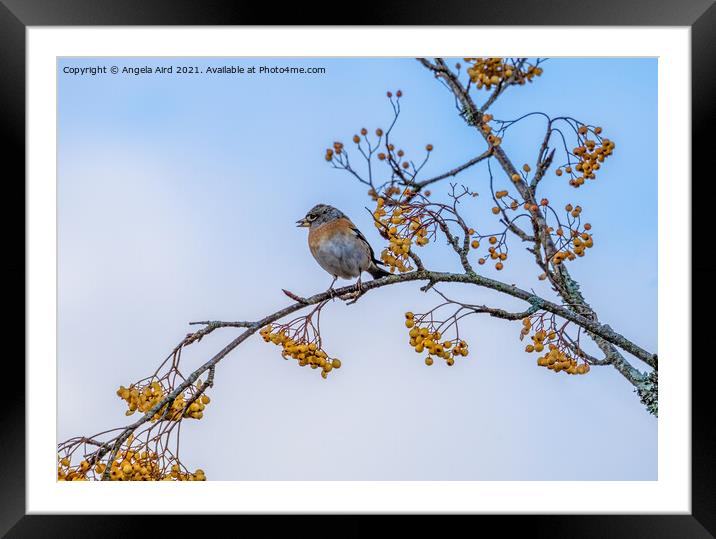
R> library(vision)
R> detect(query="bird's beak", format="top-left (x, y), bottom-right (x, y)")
top-left (296, 218), bottom-right (310, 228)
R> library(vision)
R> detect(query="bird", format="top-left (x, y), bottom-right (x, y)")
top-left (296, 204), bottom-right (390, 293)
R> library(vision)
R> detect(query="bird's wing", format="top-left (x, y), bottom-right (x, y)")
top-left (347, 221), bottom-right (385, 266)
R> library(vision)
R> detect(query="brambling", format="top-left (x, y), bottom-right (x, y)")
top-left (296, 204), bottom-right (390, 292)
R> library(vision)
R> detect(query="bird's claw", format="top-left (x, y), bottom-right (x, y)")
top-left (339, 278), bottom-right (364, 305)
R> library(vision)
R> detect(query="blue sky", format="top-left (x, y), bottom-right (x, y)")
top-left (57, 57), bottom-right (657, 480)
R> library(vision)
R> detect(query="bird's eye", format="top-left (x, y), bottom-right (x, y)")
top-left (307, 214), bottom-right (317, 221)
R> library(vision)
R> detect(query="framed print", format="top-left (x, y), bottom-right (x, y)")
top-left (5, 0), bottom-right (714, 536)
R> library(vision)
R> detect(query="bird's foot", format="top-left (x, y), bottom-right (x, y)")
top-left (339, 277), bottom-right (364, 305)
top-left (344, 293), bottom-right (362, 305)
top-left (326, 276), bottom-right (340, 299)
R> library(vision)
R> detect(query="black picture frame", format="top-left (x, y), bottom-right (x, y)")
top-left (4, 0), bottom-right (713, 536)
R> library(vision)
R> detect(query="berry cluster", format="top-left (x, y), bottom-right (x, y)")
top-left (260, 324), bottom-right (341, 379)
top-left (405, 311), bottom-right (469, 366)
top-left (536, 345), bottom-right (590, 375)
top-left (159, 463), bottom-right (207, 481)
top-left (116, 381), bottom-right (210, 421)
top-left (475, 234), bottom-right (509, 271)
top-left (550, 205), bottom-right (594, 266)
top-left (57, 436), bottom-right (207, 481)
top-left (479, 114), bottom-right (502, 146)
top-left (326, 121), bottom-right (389, 167)
top-left (555, 125), bottom-right (615, 188)
top-left (463, 58), bottom-right (543, 90)
top-left (381, 185), bottom-right (403, 198)
top-left (351, 127), bottom-right (371, 145)
top-left (106, 446), bottom-right (163, 481)
top-left (324, 141), bottom-right (344, 162)
top-left (57, 456), bottom-right (92, 481)
top-left (520, 318), bottom-right (589, 375)
top-left (373, 196), bottom-right (432, 273)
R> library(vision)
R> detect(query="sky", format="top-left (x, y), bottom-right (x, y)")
top-left (57, 57), bottom-right (657, 480)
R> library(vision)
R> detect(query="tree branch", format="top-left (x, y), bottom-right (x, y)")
top-left (192, 270), bottom-right (655, 368)
top-left (411, 149), bottom-right (492, 190)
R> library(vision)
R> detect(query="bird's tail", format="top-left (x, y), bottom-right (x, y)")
top-left (368, 262), bottom-right (391, 279)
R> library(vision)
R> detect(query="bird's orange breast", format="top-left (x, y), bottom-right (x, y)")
top-left (308, 217), bottom-right (356, 253)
